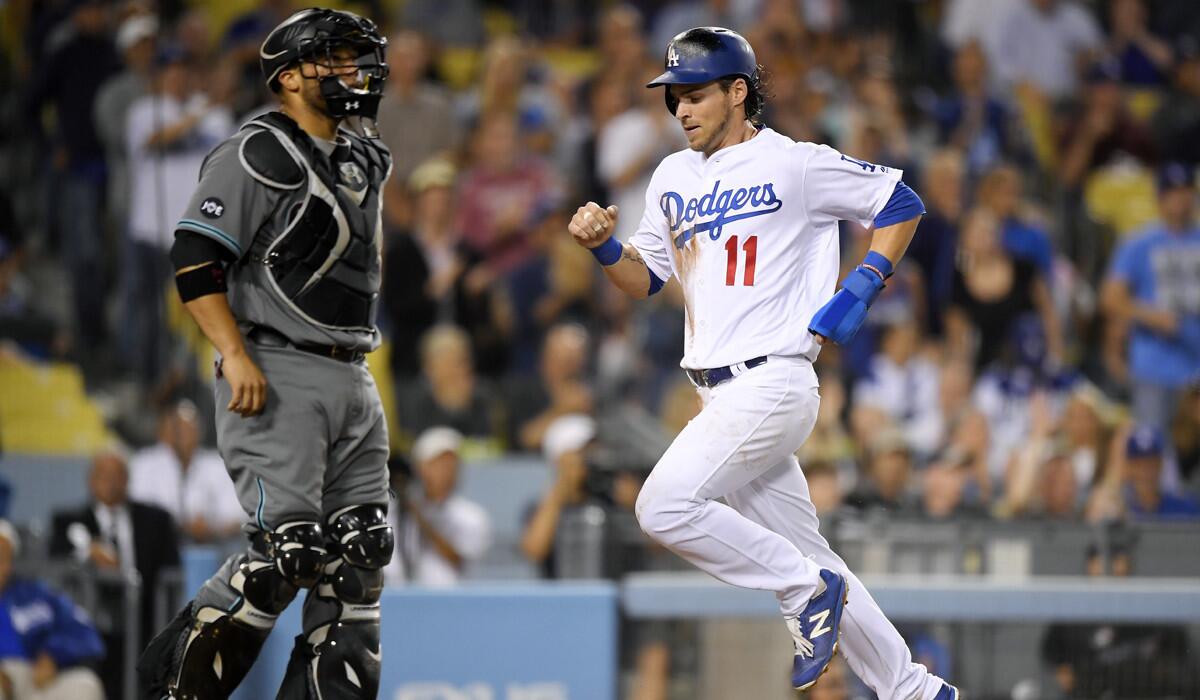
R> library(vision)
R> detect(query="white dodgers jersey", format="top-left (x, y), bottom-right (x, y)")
top-left (628, 128), bottom-right (902, 369)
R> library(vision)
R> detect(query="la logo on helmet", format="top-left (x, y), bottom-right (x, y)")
top-left (667, 45), bottom-right (679, 67)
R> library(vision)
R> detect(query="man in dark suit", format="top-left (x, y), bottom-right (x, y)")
top-left (48, 448), bottom-right (181, 700)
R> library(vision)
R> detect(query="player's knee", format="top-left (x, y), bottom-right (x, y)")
top-left (262, 520), bottom-right (327, 589)
top-left (328, 559), bottom-right (386, 604)
top-left (327, 504), bottom-right (394, 569)
top-left (323, 504), bottom-right (392, 605)
top-left (635, 477), bottom-right (692, 539)
top-left (235, 557), bottom-right (300, 615)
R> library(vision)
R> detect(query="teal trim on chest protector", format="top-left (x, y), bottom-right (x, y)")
top-left (178, 219), bottom-right (243, 256)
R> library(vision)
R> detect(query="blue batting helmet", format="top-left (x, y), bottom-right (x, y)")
top-left (646, 27), bottom-right (761, 117)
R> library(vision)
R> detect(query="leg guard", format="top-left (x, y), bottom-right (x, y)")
top-left (139, 521), bottom-right (325, 700)
top-left (278, 505), bottom-right (393, 700)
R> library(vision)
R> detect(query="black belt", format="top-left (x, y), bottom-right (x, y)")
top-left (247, 326), bottom-right (365, 363)
top-left (685, 356), bottom-right (768, 388)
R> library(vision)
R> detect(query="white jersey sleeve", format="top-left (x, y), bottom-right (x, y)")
top-left (626, 174), bottom-right (674, 283)
top-left (799, 144), bottom-right (902, 228)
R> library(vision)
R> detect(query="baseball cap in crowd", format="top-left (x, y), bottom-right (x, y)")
top-left (412, 426), bottom-right (464, 464)
top-left (1125, 425), bottom-right (1165, 459)
top-left (408, 158), bottom-right (456, 193)
top-left (542, 414), bottom-right (596, 464)
top-left (116, 14), bottom-right (158, 52)
top-left (1156, 161), bottom-right (1195, 193)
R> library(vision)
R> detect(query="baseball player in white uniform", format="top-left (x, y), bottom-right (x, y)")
top-left (568, 27), bottom-right (958, 698)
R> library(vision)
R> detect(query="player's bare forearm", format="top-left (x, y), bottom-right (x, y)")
top-left (867, 215), bottom-right (921, 265)
top-left (179, 283), bottom-right (249, 359)
top-left (602, 243), bottom-right (653, 299)
top-left (569, 202), bottom-right (652, 298)
top-left (183, 288), bottom-right (267, 415)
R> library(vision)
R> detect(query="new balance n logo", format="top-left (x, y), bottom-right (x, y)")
top-left (809, 609), bottom-right (833, 639)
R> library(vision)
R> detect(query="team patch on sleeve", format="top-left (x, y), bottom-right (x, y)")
top-left (200, 197), bottom-right (225, 219)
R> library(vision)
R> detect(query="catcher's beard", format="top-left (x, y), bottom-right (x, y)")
top-left (301, 77), bottom-right (342, 124)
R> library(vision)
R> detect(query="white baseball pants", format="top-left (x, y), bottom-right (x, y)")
top-left (635, 356), bottom-right (948, 699)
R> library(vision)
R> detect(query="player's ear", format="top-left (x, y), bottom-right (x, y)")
top-left (730, 77), bottom-right (748, 110)
top-left (277, 65), bottom-right (303, 95)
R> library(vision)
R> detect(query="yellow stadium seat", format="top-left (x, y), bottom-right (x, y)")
top-left (0, 358), bottom-right (115, 454)
top-left (1084, 163), bottom-right (1159, 238)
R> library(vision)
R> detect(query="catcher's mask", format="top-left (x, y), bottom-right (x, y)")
top-left (260, 8), bottom-right (389, 137)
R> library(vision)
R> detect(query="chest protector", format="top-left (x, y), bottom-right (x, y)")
top-left (238, 111), bottom-right (390, 331)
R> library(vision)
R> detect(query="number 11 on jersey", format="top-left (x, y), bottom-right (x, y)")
top-left (724, 235), bottom-right (757, 286)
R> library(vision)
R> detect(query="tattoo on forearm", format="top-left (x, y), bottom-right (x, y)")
top-left (621, 245), bottom-right (644, 265)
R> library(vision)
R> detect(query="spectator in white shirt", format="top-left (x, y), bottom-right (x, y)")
top-left (384, 427), bottom-right (492, 586)
top-left (991, 0), bottom-right (1103, 100)
top-left (128, 400), bottom-right (243, 544)
top-left (120, 45), bottom-right (234, 385)
top-left (852, 318), bottom-right (943, 460)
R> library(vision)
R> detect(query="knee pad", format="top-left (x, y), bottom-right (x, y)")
top-left (276, 506), bottom-right (391, 699)
top-left (322, 505), bottom-right (392, 606)
top-left (140, 524), bottom-right (324, 700)
top-left (231, 557), bottom-right (299, 623)
top-left (326, 504), bottom-right (394, 569)
top-left (261, 519), bottom-right (327, 588)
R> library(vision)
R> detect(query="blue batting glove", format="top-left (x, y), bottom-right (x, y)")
top-left (808, 265), bottom-right (886, 345)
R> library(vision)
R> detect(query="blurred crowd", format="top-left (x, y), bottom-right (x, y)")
top-left (5, 0), bottom-right (1196, 522)
top-left (2, 0), bottom-right (1200, 697)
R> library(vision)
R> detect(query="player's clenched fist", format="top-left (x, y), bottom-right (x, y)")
top-left (568, 202), bottom-right (619, 249)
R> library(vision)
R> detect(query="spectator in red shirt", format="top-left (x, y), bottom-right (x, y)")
top-left (455, 113), bottom-right (561, 276)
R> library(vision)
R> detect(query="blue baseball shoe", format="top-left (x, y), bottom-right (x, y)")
top-left (788, 568), bottom-right (848, 690)
top-left (933, 682), bottom-right (959, 699)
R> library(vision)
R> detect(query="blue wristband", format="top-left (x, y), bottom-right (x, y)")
top-left (863, 250), bottom-right (895, 279)
top-left (590, 237), bottom-right (623, 266)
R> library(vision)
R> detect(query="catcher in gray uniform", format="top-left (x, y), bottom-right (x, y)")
top-left (138, 8), bottom-right (394, 699)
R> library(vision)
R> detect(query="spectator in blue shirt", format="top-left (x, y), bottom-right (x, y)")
top-left (935, 41), bottom-right (1013, 177)
top-left (1102, 162), bottom-right (1200, 428)
top-left (0, 520), bottom-right (104, 700)
top-left (1123, 426), bottom-right (1200, 520)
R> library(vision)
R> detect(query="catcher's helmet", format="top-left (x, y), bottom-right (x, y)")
top-left (260, 8), bottom-right (389, 132)
top-left (646, 27), bottom-right (762, 118)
